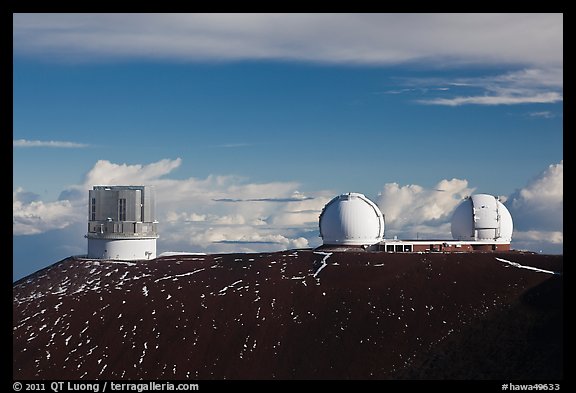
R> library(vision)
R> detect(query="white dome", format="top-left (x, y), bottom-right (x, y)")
top-left (319, 192), bottom-right (385, 246)
top-left (451, 194), bottom-right (513, 242)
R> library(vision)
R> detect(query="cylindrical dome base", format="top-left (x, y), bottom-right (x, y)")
top-left (87, 237), bottom-right (157, 260)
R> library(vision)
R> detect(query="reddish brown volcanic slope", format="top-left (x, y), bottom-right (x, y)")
top-left (13, 250), bottom-right (562, 380)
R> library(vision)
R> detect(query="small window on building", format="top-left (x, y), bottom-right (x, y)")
top-left (386, 245), bottom-right (394, 252)
top-left (118, 198), bottom-right (126, 221)
top-left (395, 244), bottom-right (403, 252)
top-left (404, 244), bottom-right (412, 252)
top-left (91, 198), bottom-right (96, 221)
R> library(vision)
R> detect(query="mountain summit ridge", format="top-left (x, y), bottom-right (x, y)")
top-left (13, 250), bottom-right (562, 379)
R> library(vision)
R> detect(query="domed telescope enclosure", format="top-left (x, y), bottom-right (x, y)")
top-left (319, 192), bottom-right (385, 247)
top-left (451, 194), bottom-right (513, 242)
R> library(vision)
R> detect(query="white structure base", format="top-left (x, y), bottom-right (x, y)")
top-left (87, 237), bottom-right (157, 260)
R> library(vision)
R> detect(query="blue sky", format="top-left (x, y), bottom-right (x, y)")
top-left (13, 13), bottom-right (563, 280)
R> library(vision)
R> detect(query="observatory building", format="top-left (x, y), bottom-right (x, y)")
top-left (451, 194), bottom-right (513, 243)
top-left (318, 192), bottom-right (513, 252)
top-left (86, 186), bottom-right (158, 260)
top-left (319, 192), bottom-right (385, 248)
top-left (380, 193), bottom-right (513, 252)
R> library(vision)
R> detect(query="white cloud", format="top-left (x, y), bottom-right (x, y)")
top-left (374, 163), bottom-right (563, 254)
top-left (13, 139), bottom-right (89, 148)
top-left (513, 230), bottom-right (563, 244)
top-left (506, 161), bottom-right (563, 233)
top-left (529, 111), bottom-right (555, 119)
top-left (421, 91), bottom-right (562, 106)
top-left (13, 13), bottom-right (561, 66)
top-left (13, 157), bottom-right (563, 255)
top-left (82, 158), bottom-right (182, 186)
top-left (376, 178), bottom-right (475, 238)
top-left (13, 187), bottom-right (83, 235)
top-left (414, 67), bottom-right (563, 106)
top-left (509, 230), bottom-right (563, 254)
top-left (14, 158), bottom-right (328, 254)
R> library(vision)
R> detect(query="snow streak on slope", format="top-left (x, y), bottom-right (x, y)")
top-left (312, 251), bottom-right (332, 278)
top-left (495, 257), bottom-right (560, 275)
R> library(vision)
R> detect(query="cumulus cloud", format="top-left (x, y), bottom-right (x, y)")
top-left (13, 157), bottom-right (563, 255)
top-left (13, 139), bottom-right (89, 148)
top-left (513, 230), bottom-right (563, 244)
top-left (13, 187), bottom-right (83, 235)
top-left (14, 158), bottom-right (330, 254)
top-left (374, 161), bottom-right (563, 253)
top-left (376, 178), bottom-right (475, 239)
top-left (13, 13), bottom-right (561, 66)
top-left (506, 161), bottom-right (563, 235)
top-left (509, 230), bottom-right (563, 254)
top-left (82, 158), bottom-right (182, 186)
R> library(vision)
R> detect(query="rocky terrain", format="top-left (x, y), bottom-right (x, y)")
top-left (13, 250), bottom-right (562, 380)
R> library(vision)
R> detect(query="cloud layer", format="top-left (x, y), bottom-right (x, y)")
top-left (13, 158), bottom-right (563, 255)
top-left (376, 178), bottom-right (476, 239)
top-left (13, 158), bottom-right (332, 254)
top-left (13, 188), bottom-right (84, 235)
top-left (407, 67), bottom-right (563, 106)
top-left (13, 14), bottom-right (562, 66)
top-left (506, 161), bottom-right (563, 250)
top-left (13, 139), bottom-right (89, 148)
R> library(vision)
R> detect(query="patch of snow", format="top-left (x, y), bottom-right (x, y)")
top-left (158, 252), bottom-right (206, 257)
top-left (219, 279), bottom-right (243, 295)
top-left (51, 287), bottom-right (67, 295)
top-left (495, 257), bottom-right (560, 275)
top-left (99, 364), bottom-right (107, 375)
top-left (103, 261), bottom-right (137, 266)
top-left (154, 268), bottom-right (206, 283)
top-left (313, 252), bottom-right (332, 278)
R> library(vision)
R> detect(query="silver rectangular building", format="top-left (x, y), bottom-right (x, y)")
top-left (86, 185), bottom-right (158, 260)
top-left (87, 185), bottom-right (158, 238)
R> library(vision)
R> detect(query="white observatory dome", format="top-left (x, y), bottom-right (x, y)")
top-left (319, 192), bottom-right (385, 246)
top-left (451, 194), bottom-right (513, 242)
